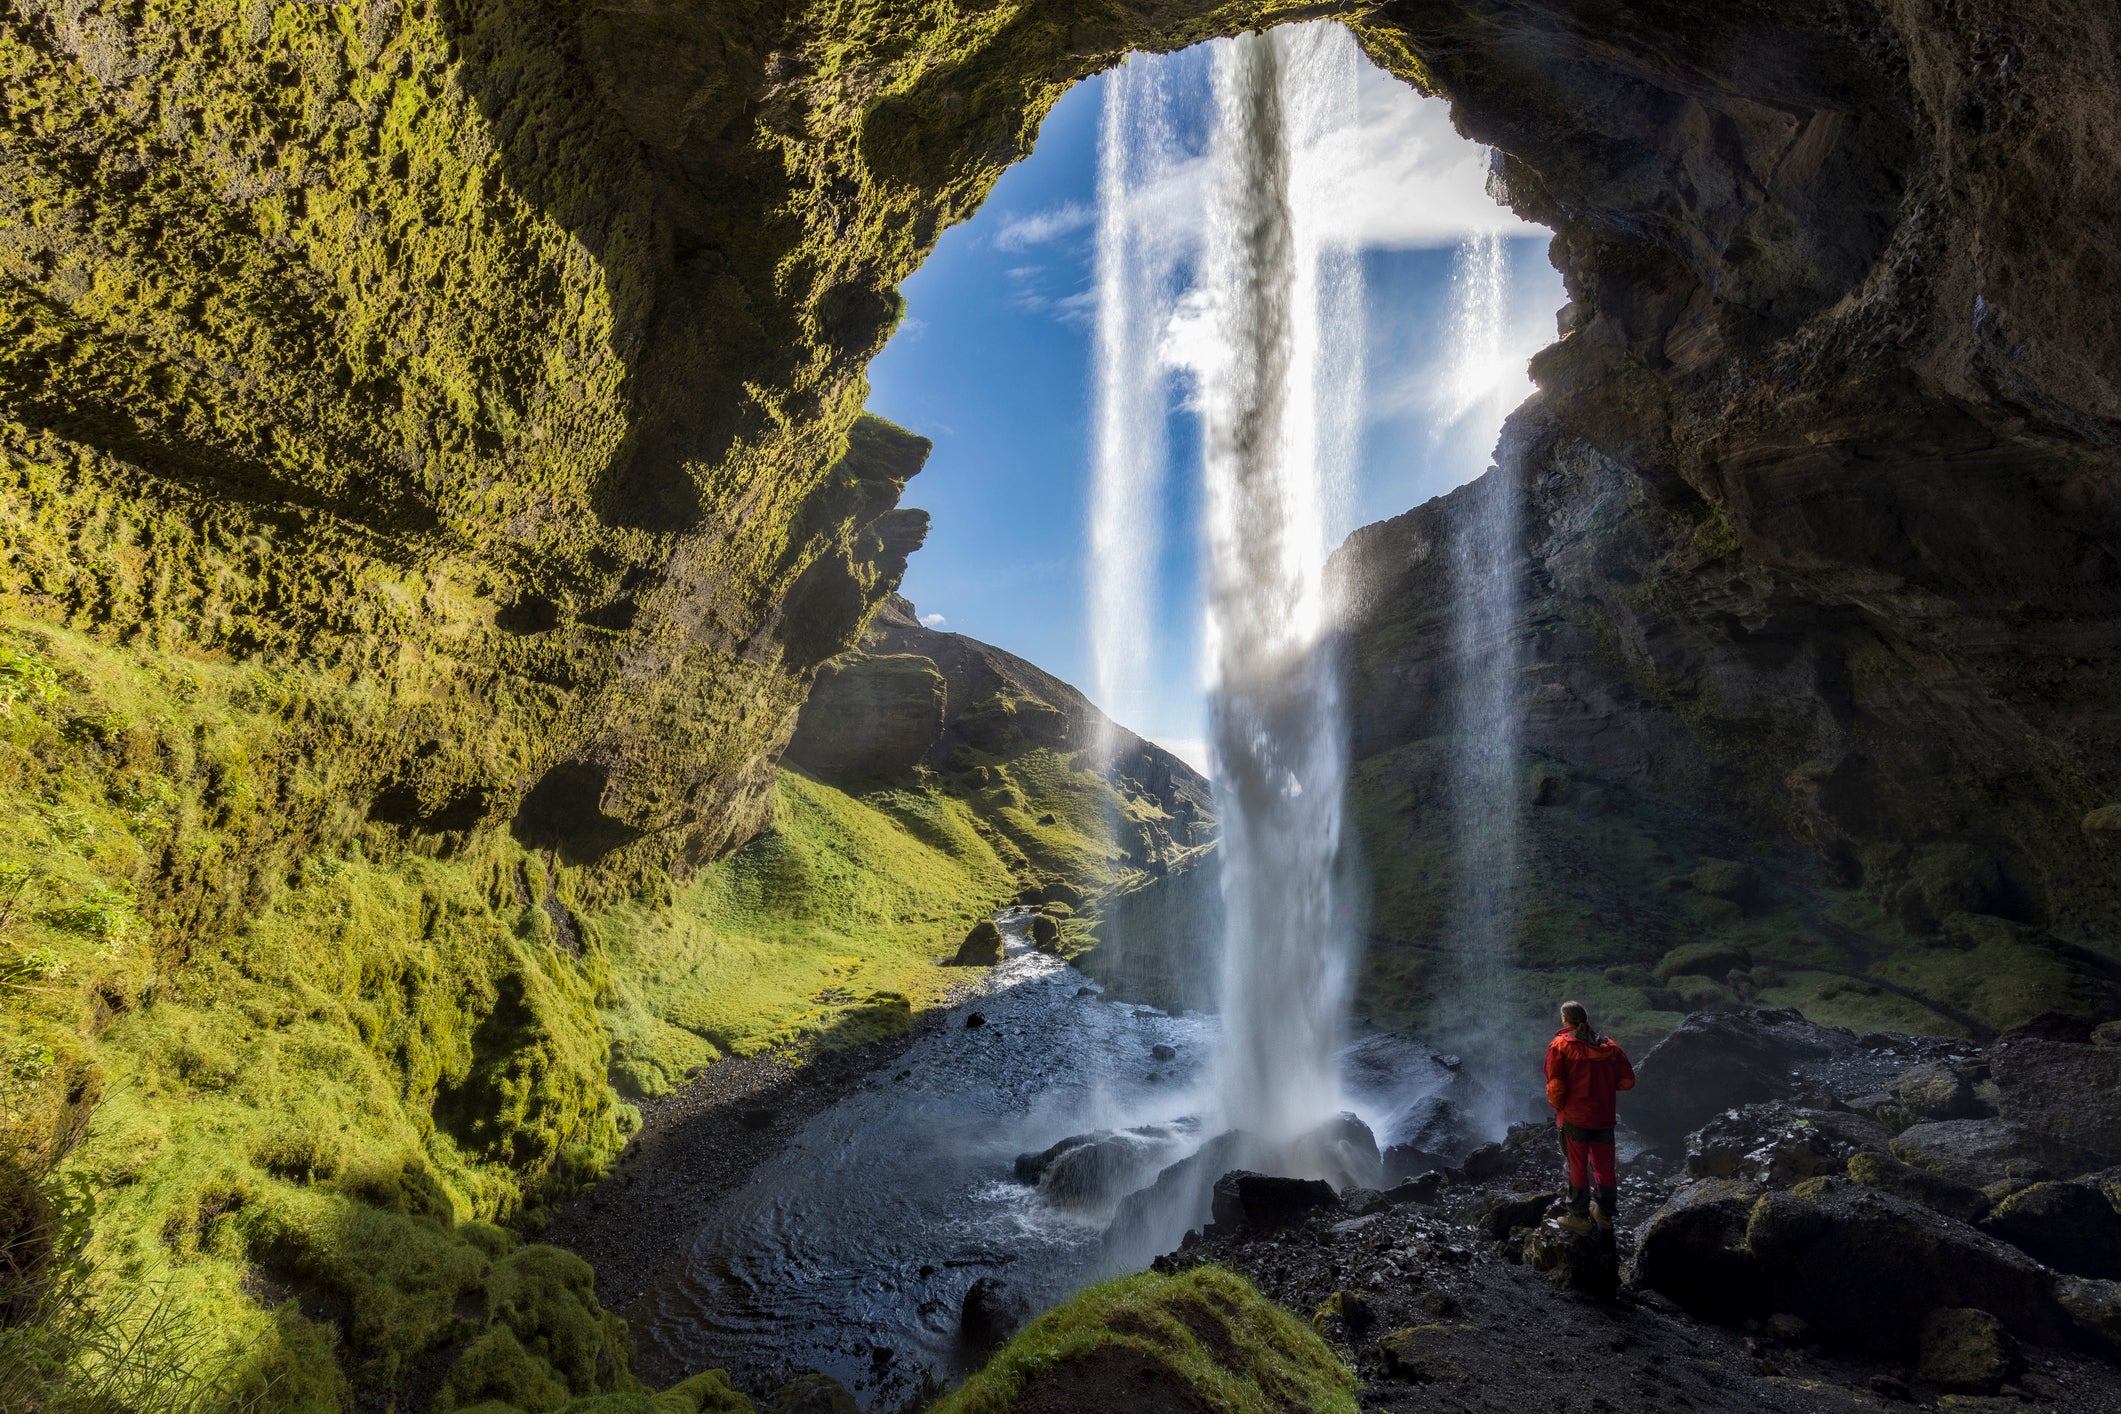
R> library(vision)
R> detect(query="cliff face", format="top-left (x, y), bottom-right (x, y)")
top-left (1336, 0), bottom-right (2121, 1046)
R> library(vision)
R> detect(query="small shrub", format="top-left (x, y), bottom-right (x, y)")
top-left (0, 648), bottom-right (60, 716)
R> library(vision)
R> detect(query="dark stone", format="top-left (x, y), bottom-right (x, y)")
top-left (1014, 1132), bottom-right (1093, 1185)
top-left (1521, 1218), bottom-right (1620, 1300)
top-left (1151, 1043), bottom-right (1177, 1061)
top-left (1627, 1008), bottom-right (1858, 1146)
top-left (1684, 1102), bottom-right (1886, 1186)
top-left (1847, 1150), bottom-right (1993, 1225)
top-left (1981, 1181), bottom-right (2121, 1279)
top-left (1992, 1034), bottom-right (2121, 1164)
top-left (1890, 1118), bottom-right (2102, 1188)
top-left (964, 1011), bottom-right (987, 1029)
top-left (1887, 1062), bottom-right (1983, 1121)
top-left (1387, 1172), bottom-right (1444, 1206)
top-left (1209, 1170), bottom-right (1340, 1232)
top-left (1036, 1126), bottom-right (1188, 1212)
top-left (1916, 1308), bottom-right (2018, 1392)
top-left (1457, 1143), bottom-right (1509, 1183)
top-left (1478, 1191), bottom-right (1556, 1240)
top-left (1746, 1181), bottom-right (2067, 1356)
top-left (960, 1276), bottom-right (1029, 1350)
top-left (1633, 1178), bottom-right (1770, 1324)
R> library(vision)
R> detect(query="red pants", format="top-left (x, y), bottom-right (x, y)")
top-left (1565, 1137), bottom-right (1616, 1189)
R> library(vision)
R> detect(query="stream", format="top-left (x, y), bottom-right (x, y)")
top-left (638, 911), bottom-right (1456, 1410)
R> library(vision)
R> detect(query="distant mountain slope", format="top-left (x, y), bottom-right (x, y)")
top-left (788, 595), bottom-right (1213, 879)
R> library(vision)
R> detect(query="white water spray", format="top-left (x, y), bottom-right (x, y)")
top-left (1088, 56), bottom-right (1182, 747)
top-left (1194, 26), bottom-right (1364, 1147)
top-left (1439, 231), bottom-right (1525, 1133)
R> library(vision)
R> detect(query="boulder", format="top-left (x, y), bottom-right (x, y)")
top-left (1210, 1171), bottom-right (1339, 1232)
top-left (1477, 1191), bottom-right (1556, 1240)
top-left (960, 1276), bottom-right (1029, 1349)
top-left (1030, 913), bottom-right (1061, 950)
top-left (1916, 1308), bottom-right (2017, 1392)
top-left (1744, 1181), bottom-right (2065, 1355)
top-left (1037, 1126), bottom-right (1188, 1213)
top-left (1654, 941), bottom-right (1753, 984)
top-left (1690, 858), bottom-right (1760, 903)
top-left (1015, 1133), bottom-right (1094, 1185)
top-left (1376, 1325), bottom-right (1466, 1384)
top-left (1991, 1032), bottom-right (2121, 1164)
top-left (1632, 1178), bottom-right (1768, 1324)
top-left (1521, 1219), bottom-right (1620, 1300)
top-left (2094, 1021), bottom-right (2121, 1049)
top-left (1039, 880), bottom-right (1086, 909)
top-left (1684, 1103), bottom-right (1882, 1187)
top-left (1890, 1119), bottom-right (2102, 1189)
top-left (2055, 1277), bottom-right (2121, 1360)
top-left (1846, 1150), bottom-right (1993, 1225)
top-left (1150, 1043), bottom-right (1177, 1061)
top-left (1980, 1181), bottom-right (2121, 1279)
top-left (1888, 1063), bottom-right (1983, 1121)
top-left (1298, 1111), bottom-right (1383, 1191)
top-left (951, 920), bottom-right (1003, 966)
top-left (1627, 1008), bottom-right (1857, 1146)
top-left (1387, 1172), bottom-right (1444, 1206)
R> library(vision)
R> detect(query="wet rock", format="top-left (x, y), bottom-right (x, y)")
top-left (1628, 1008), bottom-right (1858, 1146)
top-left (1339, 1188), bottom-right (1391, 1217)
top-left (1210, 1171), bottom-right (1339, 1232)
top-left (1847, 1150), bottom-right (1993, 1225)
top-left (1103, 1130), bottom-right (1252, 1260)
top-left (1312, 1288), bottom-right (1373, 1332)
top-left (1376, 1325), bottom-right (1467, 1383)
top-left (1457, 1143), bottom-right (1509, 1183)
top-left (1075, 985), bottom-right (1097, 997)
top-left (1038, 1126), bottom-right (1188, 1213)
top-left (1890, 1119), bottom-right (2101, 1188)
top-left (1302, 1111), bottom-right (1383, 1190)
top-left (1745, 1181), bottom-right (2065, 1355)
top-left (1992, 1030), bottom-right (2121, 1164)
top-left (1684, 1103), bottom-right (1879, 1187)
top-left (960, 1276), bottom-right (1029, 1349)
top-left (1521, 1218), bottom-right (1619, 1299)
top-left (1917, 1308), bottom-right (2018, 1392)
top-left (1388, 1171), bottom-right (1444, 1206)
top-left (1151, 1043), bottom-right (1177, 1061)
top-left (1633, 1177), bottom-right (1767, 1324)
top-left (2055, 1277), bottom-right (2121, 1360)
top-left (1030, 912), bottom-right (1061, 951)
top-left (1980, 1181), bottom-right (2121, 1279)
top-left (771, 1373), bottom-right (861, 1414)
top-left (963, 1011), bottom-right (987, 1029)
top-left (950, 920), bottom-right (1003, 966)
top-left (1477, 1190), bottom-right (1555, 1240)
top-left (1014, 1132), bottom-right (1093, 1185)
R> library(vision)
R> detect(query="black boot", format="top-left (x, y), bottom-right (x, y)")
top-left (1593, 1185), bottom-right (1619, 1246)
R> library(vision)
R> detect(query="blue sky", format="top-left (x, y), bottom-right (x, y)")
top-left (864, 39), bottom-right (1564, 767)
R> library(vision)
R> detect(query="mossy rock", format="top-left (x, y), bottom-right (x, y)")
top-left (952, 920), bottom-right (1004, 967)
top-left (1667, 975), bottom-right (1737, 1012)
top-left (1030, 914), bottom-right (1062, 951)
top-left (1654, 942), bottom-right (1753, 984)
top-left (1916, 1308), bottom-right (2017, 1392)
top-left (1846, 1150), bottom-right (1992, 1224)
top-left (1690, 859), bottom-right (1760, 904)
top-left (1604, 964), bottom-right (1655, 987)
top-left (930, 1266), bottom-right (1356, 1414)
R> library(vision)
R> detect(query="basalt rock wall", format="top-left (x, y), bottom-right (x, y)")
top-left (1336, 0), bottom-right (2121, 1038)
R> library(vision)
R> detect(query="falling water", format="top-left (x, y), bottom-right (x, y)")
top-left (1088, 55), bottom-right (1181, 753)
top-left (1195, 26), bottom-right (1364, 1147)
top-left (1439, 232), bottom-right (1525, 1133)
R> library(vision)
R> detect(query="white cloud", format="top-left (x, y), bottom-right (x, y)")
top-left (920, 612), bottom-right (947, 627)
top-left (993, 201), bottom-right (1094, 251)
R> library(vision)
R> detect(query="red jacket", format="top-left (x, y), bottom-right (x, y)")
top-left (1544, 1027), bottom-right (1635, 1131)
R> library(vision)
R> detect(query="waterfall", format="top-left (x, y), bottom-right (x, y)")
top-left (1195, 26), bottom-right (1363, 1146)
top-left (1088, 55), bottom-right (1181, 757)
top-left (1439, 232), bottom-right (1525, 1134)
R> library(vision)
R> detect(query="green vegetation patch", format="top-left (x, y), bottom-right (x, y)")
top-left (933, 1266), bottom-right (1358, 1414)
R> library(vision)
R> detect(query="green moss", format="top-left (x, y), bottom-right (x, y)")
top-left (931, 1266), bottom-right (1358, 1414)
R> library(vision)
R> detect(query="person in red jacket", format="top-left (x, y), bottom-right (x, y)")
top-left (1544, 999), bottom-right (1635, 1241)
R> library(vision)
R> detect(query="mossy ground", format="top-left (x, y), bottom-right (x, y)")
top-left (0, 613), bottom-right (1117, 1408)
top-left (932, 1266), bottom-right (1358, 1414)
